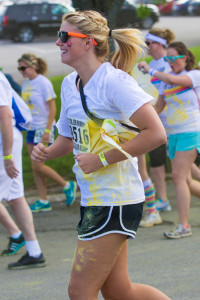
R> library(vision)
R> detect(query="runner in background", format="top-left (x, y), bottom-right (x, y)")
top-left (18, 53), bottom-right (77, 211)
top-left (138, 28), bottom-right (175, 227)
top-left (139, 41), bottom-right (200, 238)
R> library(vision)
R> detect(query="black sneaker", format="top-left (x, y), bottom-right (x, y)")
top-left (8, 252), bottom-right (46, 270)
top-left (1, 234), bottom-right (25, 256)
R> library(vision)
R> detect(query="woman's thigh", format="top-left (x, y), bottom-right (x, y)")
top-left (69, 233), bottom-right (127, 297)
top-left (171, 148), bottom-right (197, 180)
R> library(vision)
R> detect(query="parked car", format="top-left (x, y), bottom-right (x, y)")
top-left (172, 0), bottom-right (191, 15)
top-left (187, 0), bottom-right (200, 15)
top-left (157, 0), bottom-right (175, 15)
top-left (0, 0), bottom-right (75, 42)
top-left (116, 0), bottom-right (160, 30)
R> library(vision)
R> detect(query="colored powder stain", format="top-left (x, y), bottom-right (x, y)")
top-left (167, 96), bottom-right (189, 125)
top-left (66, 41), bottom-right (72, 47)
top-left (78, 247), bottom-right (85, 263)
top-left (75, 264), bottom-right (82, 272)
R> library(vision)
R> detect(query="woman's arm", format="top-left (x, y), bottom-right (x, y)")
top-left (154, 94), bottom-right (166, 114)
top-left (41, 99), bottom-right (56, 143)
top-left (139, 62), bottom-right (193, 87)
top-left (31, 134), bottom-right (74, 162)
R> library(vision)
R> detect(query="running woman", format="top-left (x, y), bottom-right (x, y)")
top-left (139, 41), bottom-right (200, 239)
top-left (31, 10), bottom-right (170, 299)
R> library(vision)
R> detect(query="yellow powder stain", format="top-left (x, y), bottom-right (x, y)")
top-left (167, 96), bottom-right (189, 125)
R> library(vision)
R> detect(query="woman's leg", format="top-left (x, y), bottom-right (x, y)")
top-left (138, 155), bottom-right (161, 227)
top-left (101, 240), bottom-right (170, 300)
top-left (171, 149), bottom-right (197, 226)
top-left (68, 234), bottom-right (170, 300)
top-left (0, 202), bottom-right (20, 236)
top-left (8, 197), bottom-right (36, 241)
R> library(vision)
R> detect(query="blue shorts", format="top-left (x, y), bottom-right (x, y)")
top-left (26, 127), bottom-right (56, 145)
top-left (77, 203), bottom-right (144, 241)
top-left (168, 132), bottom-right (200, 159)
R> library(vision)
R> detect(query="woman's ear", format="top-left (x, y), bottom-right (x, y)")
top-left (85, 37), bottom-right (94, 48)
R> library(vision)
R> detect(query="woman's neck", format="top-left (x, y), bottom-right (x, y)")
top-left (75, 58), bottom-right (102, 87)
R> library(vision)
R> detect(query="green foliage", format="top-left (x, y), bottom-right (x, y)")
top-left (136, 4), bottom-right (151, 19)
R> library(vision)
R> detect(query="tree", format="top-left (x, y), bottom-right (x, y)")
top-left (71, 0), bottom-right (125, 29)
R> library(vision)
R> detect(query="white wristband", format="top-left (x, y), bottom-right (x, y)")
top-left (148, 68), bottom-right (157, 77)
top-left (99, 152), bottom-right (109, 167)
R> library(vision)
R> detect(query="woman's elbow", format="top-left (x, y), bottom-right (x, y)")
top-left (157, 130), bottom-right (167, 146)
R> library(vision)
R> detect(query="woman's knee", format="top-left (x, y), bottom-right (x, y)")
top-left (68, 278), bottom-right (97, 300)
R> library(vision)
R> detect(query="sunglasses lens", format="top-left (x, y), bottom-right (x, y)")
top-left (58, 31), bottom-right (68, 43)
top-left (18, 66), bottom-right (27, 71)
top-left (171, 57), bottom-right (176, 63)
top-left (145, 41), bottom-right (150, 46)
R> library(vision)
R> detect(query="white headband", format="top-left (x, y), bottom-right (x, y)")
top-left (145, 33), bottom-right (167, 46)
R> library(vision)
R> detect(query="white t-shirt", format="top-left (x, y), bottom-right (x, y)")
top-left (57, 62), bottom-right (153, 207)
top-left (159, 69), bottom-right (200, 135)
top-left (0, 72), bottom-right (14, 144)
top-left (21, 74), bottom-right (56, 130)
top-left (149, 57), bottom-right (171, 129)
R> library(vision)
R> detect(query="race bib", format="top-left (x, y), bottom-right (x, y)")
top-left (33, 126), bottom-right (55, 144)
top-left (68, 117), bottom-right (90, 153)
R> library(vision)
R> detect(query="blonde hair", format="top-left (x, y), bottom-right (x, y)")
top-left (62, 10), bottom-right (146, 74)
top-left (18, 53), bottom-right (47, 75)
top-left (149, 28), bottom-right (175, 46)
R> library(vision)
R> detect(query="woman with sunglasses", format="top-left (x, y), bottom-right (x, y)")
top-left (137, 28), bottom-right (175, 228)
top-left (17, 53), bottom-right (77, 211)
top-left (139, 41), bottom-right (200, 239)
top-left (31, 10), bottom-right (170, 299)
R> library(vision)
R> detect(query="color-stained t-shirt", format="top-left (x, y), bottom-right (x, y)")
top-left (159, 69), bottom-right (200, 135)
top-left (57, 62), bottom-right (153, 207)
top-left (149, 57), bottom-right (171, 130)
top-left (21, 74), bottom-right (56, 130)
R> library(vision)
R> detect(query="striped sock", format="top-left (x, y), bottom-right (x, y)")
top-left (144, 181), bottom-right (156, 214)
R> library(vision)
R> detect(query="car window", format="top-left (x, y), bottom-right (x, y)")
top-left (7, 5), bottom-right (32, 18)
top-left (32, 3), bottom-right (51, 18)
top-left (50, 4), bottom-right (71, 17)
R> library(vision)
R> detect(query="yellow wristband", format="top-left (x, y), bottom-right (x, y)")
top-left (3, 154), bottom-right (13, 160)
top-left (99, 152), bottom-right (109, 167)
top-left (44, 128), bottom-right (51, 133)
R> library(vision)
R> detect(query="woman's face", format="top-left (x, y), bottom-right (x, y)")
top-left (18, 61), bottom-right (36, 79)
top-left (56, 21), bottom-right (87, 68)
top-left (146, 39), bottom-right (162, 57)
top-left (166, 48), bottom-right (187, 74)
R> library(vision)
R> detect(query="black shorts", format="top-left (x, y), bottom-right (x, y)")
top-left (76, 203), bottom-right (144, 241)
top-left (194, 154), bottom-right (200, 166)
top-left (148, 144), bottom-right (167, 168)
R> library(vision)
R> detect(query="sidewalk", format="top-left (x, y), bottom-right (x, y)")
top-left (0, 180), bottom-right (199, 300)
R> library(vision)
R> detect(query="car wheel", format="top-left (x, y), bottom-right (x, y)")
top-left (17, 26), bottom-right (34, 43)
top-left (141, 16), bottom-right (154, 29)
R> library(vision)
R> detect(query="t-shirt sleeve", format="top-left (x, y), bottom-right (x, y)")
top-left (0, 80), bottom-right (10, 106)
top-left (42, 78), bottom-right (56, 102)
top-left (56, 80), bottom-right (72, 138)
top-left (106, 70), bottom-right (153, 119)
top-left (187, 70), bottom-right (200, 88)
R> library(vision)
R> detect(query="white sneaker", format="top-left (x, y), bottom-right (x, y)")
top-left (140, 211), bottom-right (162, 227)
top-left (156, 199), bottom-right (171, 212)
top-left (164, 224), bottom-right (192, 239)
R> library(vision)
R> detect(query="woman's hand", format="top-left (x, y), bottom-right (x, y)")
top-left (4, 158), bottom-right (19, 179)
top-left (74, 153), bottom-right (103, 174)
top-left (138, 62), bottom-right (150, 74)
top-left (41, 132), bottom-right (50, 144)
top-left (31, 143), bottom-right (48, 162)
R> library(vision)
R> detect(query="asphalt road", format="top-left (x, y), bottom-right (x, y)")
top-left (0, 16), bottom-right (200, 85)
top-left (0, 181), bottom-right (200, 300)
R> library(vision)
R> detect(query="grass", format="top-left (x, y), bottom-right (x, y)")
top-left (22, 46), bottom-right (200, 189)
